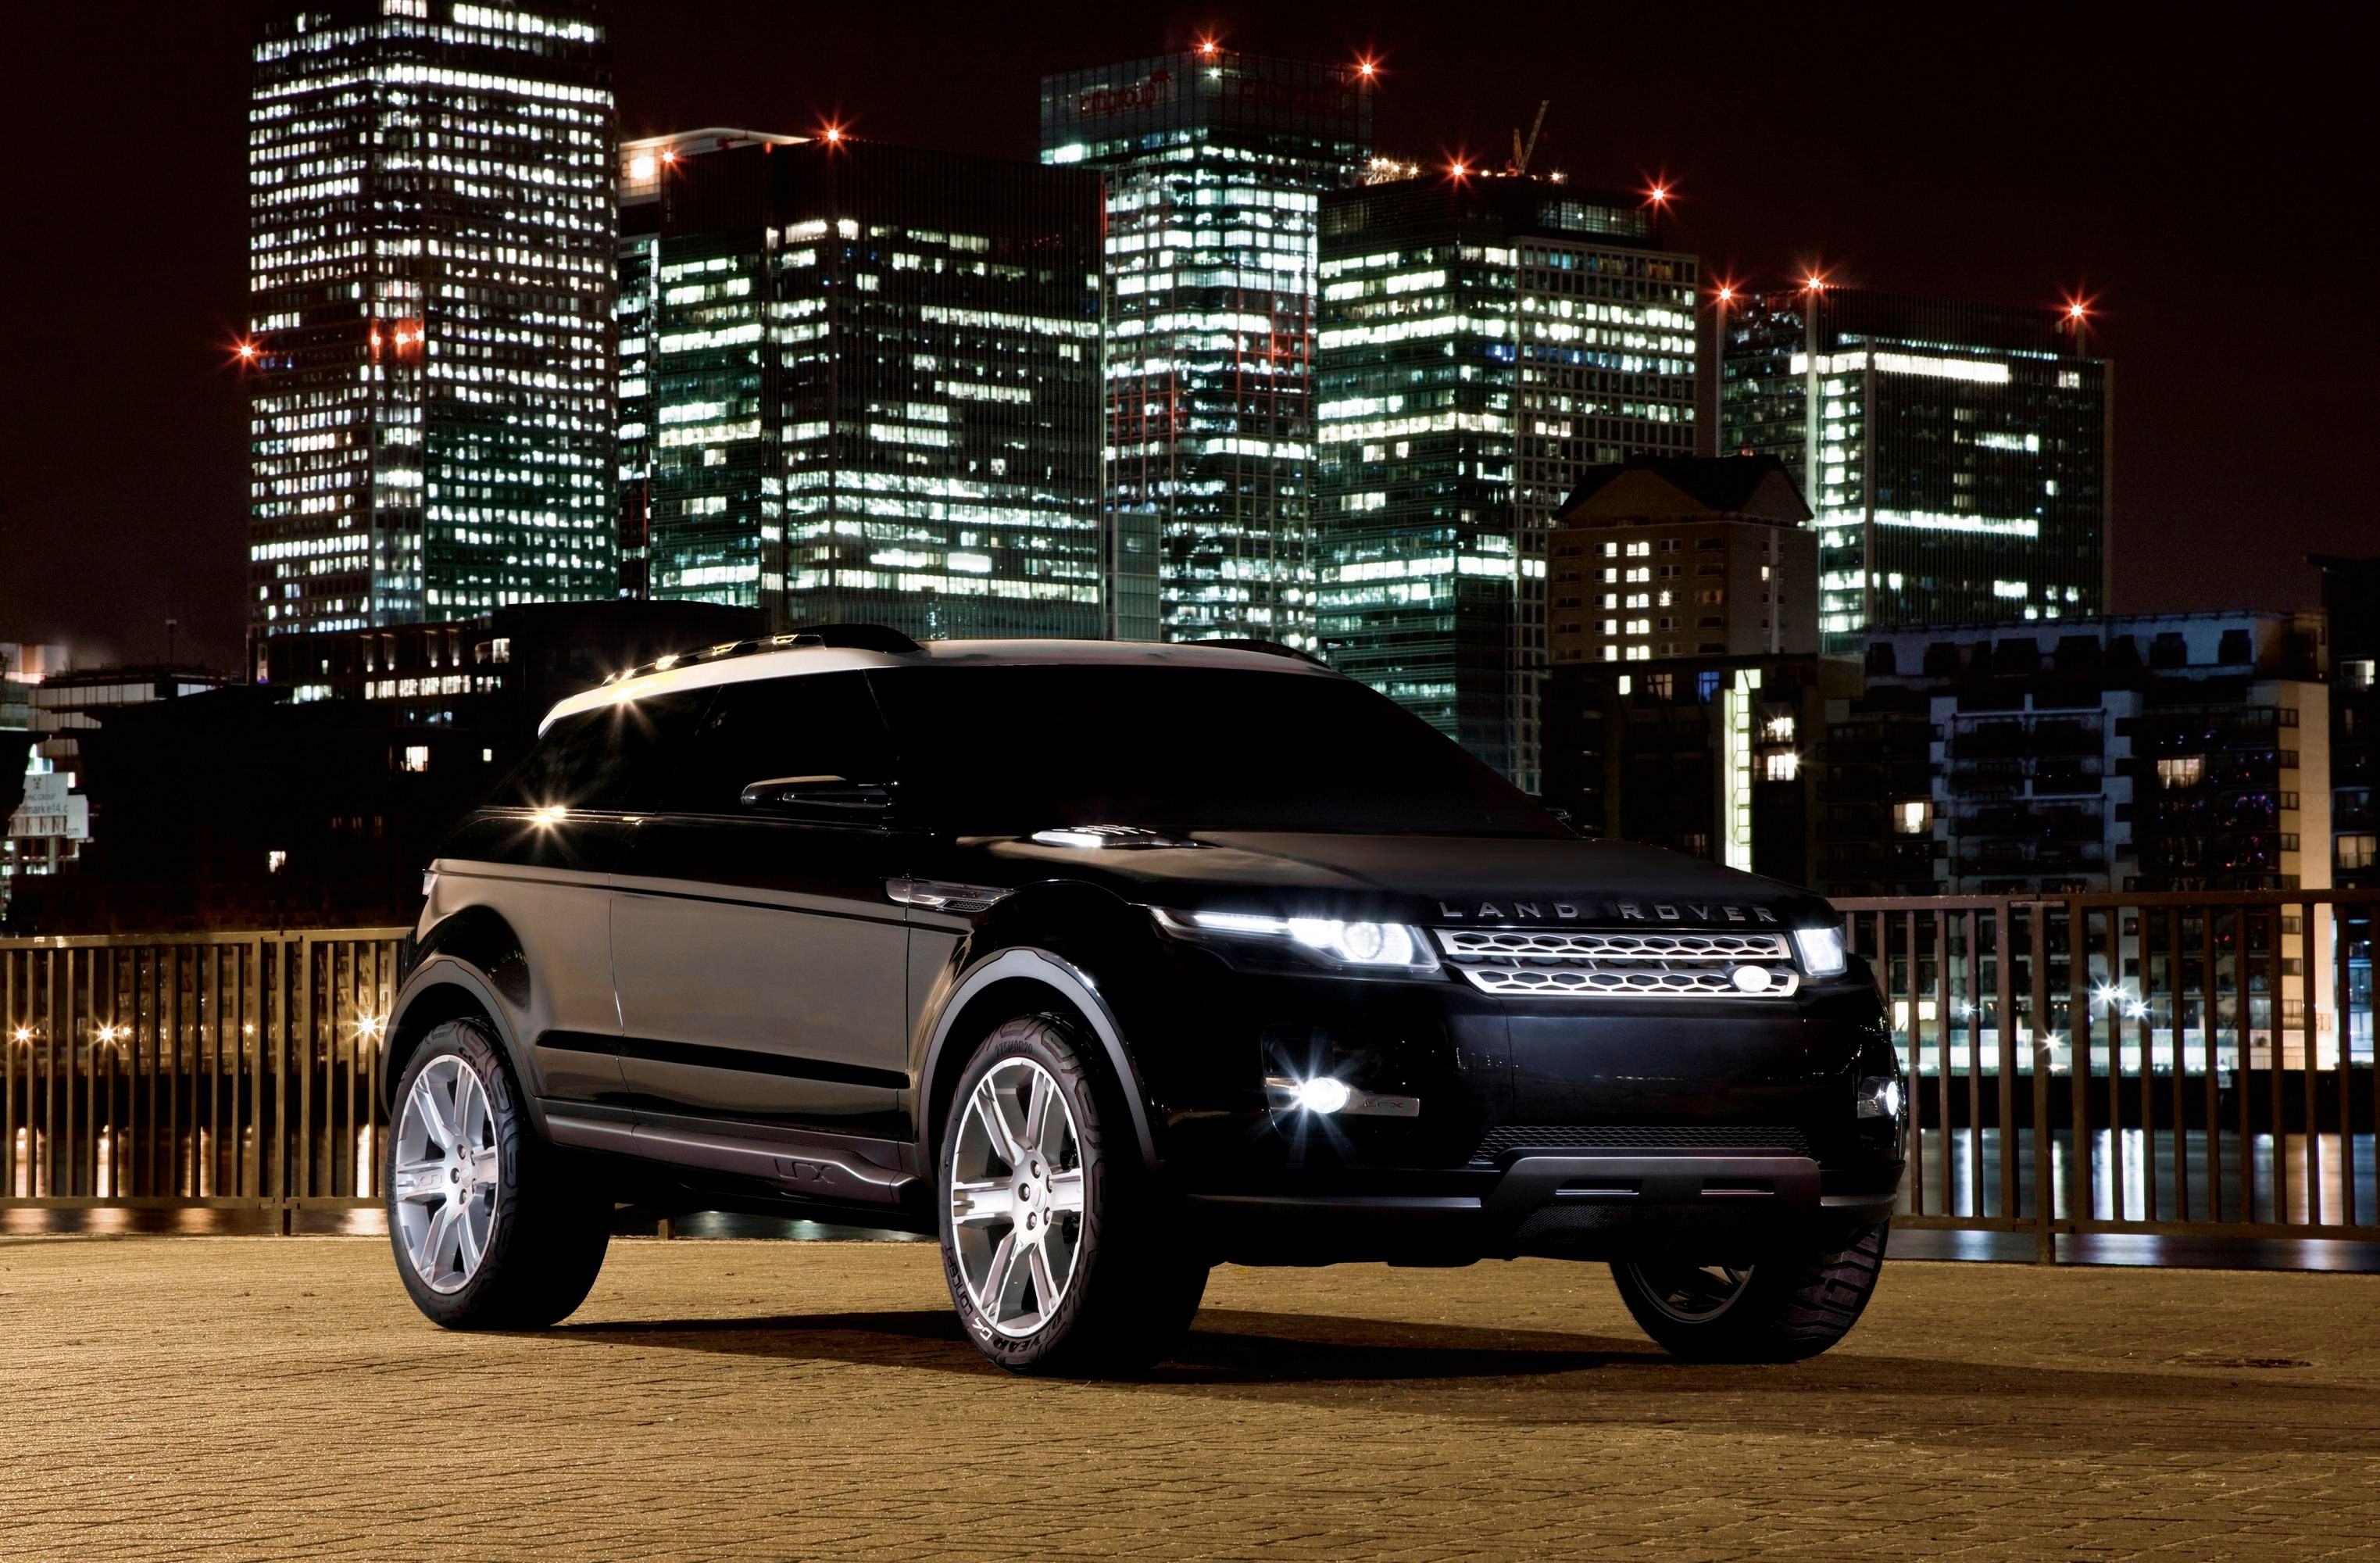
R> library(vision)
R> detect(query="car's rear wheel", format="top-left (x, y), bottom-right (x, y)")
top-left (1610, 1220), bottom-right (1889, 1361)
top-left (388, 1018), bottom-right (612, 1329)
top-left (939, 1014), bottom-right (1206, 1376)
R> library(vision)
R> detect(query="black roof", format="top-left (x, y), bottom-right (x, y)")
top-left (1556, 454), bottom-right (1802, 520)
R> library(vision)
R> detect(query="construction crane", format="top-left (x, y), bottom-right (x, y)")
top-left (1506, 101), bottom-right (1549, 177)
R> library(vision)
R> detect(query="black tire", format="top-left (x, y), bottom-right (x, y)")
top-left (1610, 1221), bottom-right (1889, 1362)
top-left (938, 1014), bottom-right (1207, 1376)
top-left (386, 1017), bottom-right (612, 1330)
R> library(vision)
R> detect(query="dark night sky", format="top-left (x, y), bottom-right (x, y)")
top-left (2, 3), bottom-right (2369, 674)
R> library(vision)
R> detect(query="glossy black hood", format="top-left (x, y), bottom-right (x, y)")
top-left (963, 831), bottom-right (1833, 929)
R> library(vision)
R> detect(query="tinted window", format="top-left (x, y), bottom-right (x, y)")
top-left (489, 691), bottom-right (713, 814)
top-left (653, 672), bottom-right (893, 816)
top-left (866, 665), bottom-right (1562, 837)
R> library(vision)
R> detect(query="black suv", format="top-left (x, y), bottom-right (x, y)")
top-left (383, 629), bottom-right (1904, 1373)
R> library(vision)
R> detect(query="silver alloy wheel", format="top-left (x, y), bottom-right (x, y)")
top-left (1625, 1260), bottom-right (1754, 1324)
top-left (947, 1057), bottom-right (1086, 1338)
top-left (391, 1053), bottom-right (502, 1295)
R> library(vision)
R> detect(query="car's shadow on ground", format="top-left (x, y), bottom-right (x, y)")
top-left (552, 1302), bottom-right (2372, 1443)
top-left (559, 1305), bottom-right (1659, 1384)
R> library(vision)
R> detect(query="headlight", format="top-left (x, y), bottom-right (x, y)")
top-left (1156, 909), bottom-right (1442, 976)
top-left (1792, 925), bottom-right (1848, 978)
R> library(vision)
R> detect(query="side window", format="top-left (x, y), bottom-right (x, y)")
top-left (652, 672), bottom-right (893, 817)
top-left (488, 690), bottom-right (713, 814)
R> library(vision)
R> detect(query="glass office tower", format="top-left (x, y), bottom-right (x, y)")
top-left (248, 0), bottom-right (617, 646)
top-left (616, 129), bottom-right (801, 602)
top-left (1313, 172), bottom-right (1699, 782)
top-left (1721, 288), bottom-right (2111, 655)
top-left (618, 135), bottom-right (1106, 638)
top-left (1040, 48), bottom-right (1373, 645)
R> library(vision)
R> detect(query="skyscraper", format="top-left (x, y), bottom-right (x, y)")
top-left (615, 128), bottom-right (801, 603)
top-left (1040, 45), bottom-right (1374, 645)
top-left (616, 134), bottom-right (1107, 638)
top-left (1313, 171), bottom-right (1699, 782)
top-left (1721, 288), bottom-right (2111, 656)
top-left (247, 0), bottom-right (618, 649)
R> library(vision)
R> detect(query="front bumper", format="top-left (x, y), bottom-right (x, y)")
top-left (1186, 1153), bottom-right (1899, 1264)
top-left (1120, 942), bottom-right (1906, 1261)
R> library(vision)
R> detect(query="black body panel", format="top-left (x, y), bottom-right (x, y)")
top-left (398, 646), bottom-right (1904, 1262)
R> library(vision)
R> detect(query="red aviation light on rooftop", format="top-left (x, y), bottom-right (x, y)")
top-left (1355, 55), bottom-right (1378, 80)
top-left (1196, 36), bottom-right (1220, 57)
top-left (1712, 280), bottom-right (1737, 306)
top-left (820, 123), bottom-right (845, 145)
top-left (1802, 271), bottom-right (1828, 294)
top-left (1646, 181), bottom-right (1671, 206)
top-left (2064, 295), bottom-right (2092, 322)
top-left (234, 340), bottom-right (258, 360)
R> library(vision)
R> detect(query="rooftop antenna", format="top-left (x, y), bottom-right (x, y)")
top-left (1507, 101), bottom-right (1549, 177)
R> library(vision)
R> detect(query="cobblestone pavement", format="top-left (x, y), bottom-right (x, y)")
top-left (5, 1237), bottom-right (2379, 1561)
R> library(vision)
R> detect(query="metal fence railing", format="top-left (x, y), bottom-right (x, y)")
top-left (2, 930), bottom-right (409, 1228)
top-left (6, 899), bottom-right (2376, 1257)
top-left (1837, 892), bottom-right (2379, 1255)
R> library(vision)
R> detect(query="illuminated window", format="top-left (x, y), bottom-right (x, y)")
top-left (2157, 756), bottom-right (2204, 789)
top-left (2340, 835), bottom-right (2377, 872)
top-left (1894, 800), bottom-right (1932, 835)
top-left (266, 850), bottom-right (288, 874)
top-left (1763, 753), bottom-right (1799, 782)
top-left (1761, 714), bottom-right (1796, 742)
top-left (400, 746), bottom-right (431, 773)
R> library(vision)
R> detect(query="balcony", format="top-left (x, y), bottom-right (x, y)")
top-left (1946, 715), bottom-right (2103, 761)
top-left (1957, 803), bottom-right (2103, 842)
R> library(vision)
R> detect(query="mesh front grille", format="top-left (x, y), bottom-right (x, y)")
top-left (1436, 927), bottom-right (1799, 1000)
top-left (1471, 1124), bottom-right (1811, 1166)
top-left (1439, 930), bottom-right (1789, 961)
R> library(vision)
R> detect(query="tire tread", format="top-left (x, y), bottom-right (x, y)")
top-left (388, 1017), bottom-right (610, 1331)
top-left (1613, 1220), bottom-right (1889, 1363)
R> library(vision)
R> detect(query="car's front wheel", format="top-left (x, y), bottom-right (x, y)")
top-left (387, 1018), bottom-right (612, 1329)
top-left (1610, 1220), bottom-right (1889, 1361)
top-left (938, 1014), bottom-right (1207, 1375)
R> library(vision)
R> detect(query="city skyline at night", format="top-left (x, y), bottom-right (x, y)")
top-left (2, 4), bottom-right (2369, 672)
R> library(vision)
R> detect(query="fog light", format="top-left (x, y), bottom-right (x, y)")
top-left (1731, 964), bottom-right (1774, 994)
top-left (1294, 1077), bottom-right (1352, 1114)
top-left (1857, 1075), bottom-right (1904, 1121)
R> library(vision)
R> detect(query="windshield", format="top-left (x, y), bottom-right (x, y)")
top-left (865, 663), bottom-right (1565, 837)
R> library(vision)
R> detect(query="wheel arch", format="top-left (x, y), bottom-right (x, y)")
top-left (381, 958), bottom-right (539, 1125)
top-left (917, 947), bottom-right (1160, 1178)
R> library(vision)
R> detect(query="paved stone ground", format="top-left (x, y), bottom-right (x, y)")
top-left (5, 1238), bottom-right (2379, 1561)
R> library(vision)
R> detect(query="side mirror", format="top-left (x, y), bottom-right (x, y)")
top-left (738, 775), bottom-right (895, 821)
